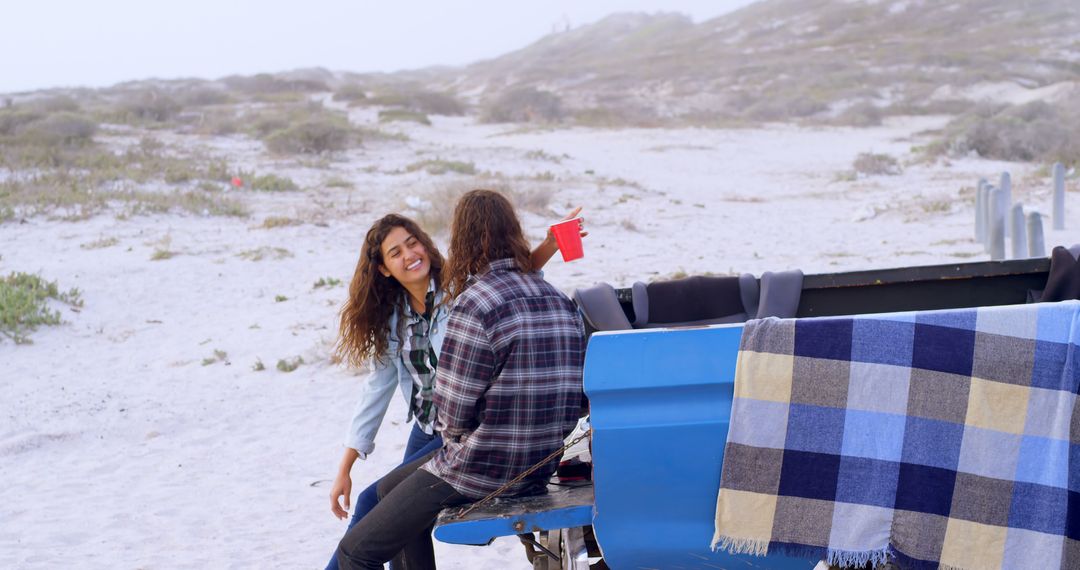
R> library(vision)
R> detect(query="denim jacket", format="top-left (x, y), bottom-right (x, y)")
top-left (344, 289), bottom-right (450, 456)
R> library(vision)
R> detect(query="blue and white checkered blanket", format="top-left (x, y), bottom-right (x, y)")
top-left (713, 301), bottom-right (1080, 569)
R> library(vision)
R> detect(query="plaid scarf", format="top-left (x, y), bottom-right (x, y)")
top-left (403, 288), bottom-right (439, 434)
top-left (713, 301), bottom-right (1080, 570)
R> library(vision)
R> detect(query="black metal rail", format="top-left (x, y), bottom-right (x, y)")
top-left (614, 257), bottom-right (1051, 321)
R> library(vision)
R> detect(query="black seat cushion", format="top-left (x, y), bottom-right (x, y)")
top-left (644, 275), bottom-right (744, 325)
top-left (1041, 245), bottom-right (1080, 302)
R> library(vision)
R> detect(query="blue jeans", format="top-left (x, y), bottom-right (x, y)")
top-left (326, 423), bottom-right (443, 570)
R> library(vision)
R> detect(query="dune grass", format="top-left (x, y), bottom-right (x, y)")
top-left (0, 272), bottom-right (83, 344)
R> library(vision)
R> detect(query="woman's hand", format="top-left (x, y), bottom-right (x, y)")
top-left (330, 447), bottom-right (361, 520)
top-left (330, 471), bottom-right (353, 520)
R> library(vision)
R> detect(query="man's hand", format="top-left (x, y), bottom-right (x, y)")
top-left (544, 206), bottom-right (588, 248)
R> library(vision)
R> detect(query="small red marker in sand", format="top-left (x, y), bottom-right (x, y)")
top-left (231, 176), bottom-right (244, 189)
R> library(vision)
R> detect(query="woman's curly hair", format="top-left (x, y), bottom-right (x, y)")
top-left (442, 189), bottom-right (531, 297)
top-left (335, 214), bottom-right (444, 367)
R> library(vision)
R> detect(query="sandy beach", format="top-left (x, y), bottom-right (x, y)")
top-left (1, 108), bottom-right (1076, 568)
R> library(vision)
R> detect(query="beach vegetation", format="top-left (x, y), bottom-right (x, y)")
top-left (322, 176), bottom-right (354, 189)
top-left (313, 277), bottom-right (342, 289)
top-left (361, 88), bottom-right (464, 116)
top-left (378, 109), bottom-right (431, 125)
top-left (524, 149), bottom-right (564, 163)
top-left (80, 236), bottom-right (120, 250)
top-left (0, 272), bottom-right (83, 344)
top-left (332, 84), bottom-right (368, 104)
top-left (0, 106), bottom-right (246, 220)
top-left (237, 247), bottom-right (293, 261)
top-left (260, 216), bottom-right (300, 229)
top-left (150, 248), bottom-right (176, 260)
top-left (264, 116), bottom-right (352, 155)
top-left (276, 356), bottom-right (304, 372)
top-left (932, 100), bottom-right (1080, 165)
top-left (250, 174), bottom-right (299, 192)
top-left (853, 152), bottom-right (902, 176)
top-left (111, 89), bottom-right (183, 124)
top-left (481, 88), bottom-right (564, 124)
top-left (404, 159), bottom-right (476, 175)
top-left (221, 73), bottom-right (329, 97)
top-left (202, 349), bottom-right (228, 366)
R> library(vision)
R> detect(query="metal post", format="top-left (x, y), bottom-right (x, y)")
top-left (981, 184), bottom-right (995, 251)
top-left (1053, 162), bottom-right (1065, 230)
top-left (988, 187), bottom-right (1006, 260)
top-left (1000, 172), bottom-right (1012, 238)
top-left (1010, 204), bottom-right (1027, 259)
top-left (975, 179), bottom-right (987, 242)
top-left (1027, 211), bottom-right (1046, 258)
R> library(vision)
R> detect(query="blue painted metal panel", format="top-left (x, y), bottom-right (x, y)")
top-left (586, 325), bottom-right (815, 569)
top-left (434, 503), bottom-right (593, 545)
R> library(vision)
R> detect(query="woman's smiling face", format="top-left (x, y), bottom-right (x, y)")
top-left (378, 226), bottom-right (431, 288)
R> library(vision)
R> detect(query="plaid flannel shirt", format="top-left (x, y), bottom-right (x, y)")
top-left (402, 286), bottom-right (439, 434)
top-left (422, 258), bottom-right (586, 499)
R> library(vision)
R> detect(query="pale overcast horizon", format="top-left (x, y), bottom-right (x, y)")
top-left (2, 0), bottom-right (758, 94)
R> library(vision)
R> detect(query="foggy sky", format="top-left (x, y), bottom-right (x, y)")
top-left (1, 1), bottom-right (759, 93)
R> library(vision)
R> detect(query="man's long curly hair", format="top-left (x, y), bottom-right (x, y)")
top-left (442, 189), bottom-right (532, 298)
top-left (336, 214), bottom-right (444, 367)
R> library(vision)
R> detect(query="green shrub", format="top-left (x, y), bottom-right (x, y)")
top-left (0, 272), bottom-right (83, 344)
top-left (481, 88), bottom-right (564, 123)
top-left (364, 89), bottom-right (464, 116)
top-left (835, 102), bottom-right (883, 127)
top-left (222, 73), bottom-right (328, 95)
top-left (177, 87), bottom-right (231, 107)
top-left (237, 247), bottom-right (293, 261)
top-left (406, 91), bottom-right (465, 116)
top-left (276, 356), bottom-right (304, 372)
top-left (378, 109), bottom-right (431, 125)
top-left (937, 100), bottom-right (1080, 164)
top-left (404, 159), bottom-right (475, 175)
top-left (31, 96), bottom-right (81, 113)
top-left (15, 112), bottom-right (97, 147)
top-left (0, 109), bottom-right (43, 136)
top-left (323, 176), bottom-right (354, 188)
top-left (250, 174), bottom-right (299, 192)
top-left (264, 117), bottom-right (351, 155)
top-left (332, 85), bottom-right (368, 104)
top-left (260, 216), bottom-right (300, 228)
top-left (852, 152), bottom-right (902, 176)
top-left (116, 90), bottom-right (182, 123)
top-left (80, 236), bottom-right (119, 249)
top-left (202, 349), bottom-right (228, 366)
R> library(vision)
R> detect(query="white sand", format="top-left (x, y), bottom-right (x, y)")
top-left (2, 111), bottom-right (1077, 568)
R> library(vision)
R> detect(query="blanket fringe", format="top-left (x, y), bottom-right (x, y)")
top-left (825, 547), bottom-right (891, 568)
top-left (710, 535), bottom-right (769, 556)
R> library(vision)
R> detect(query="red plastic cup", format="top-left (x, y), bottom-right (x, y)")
top-left (550, 217), bottom-right (584, 262)
top-left (231, 176), bottom-right (244, 188)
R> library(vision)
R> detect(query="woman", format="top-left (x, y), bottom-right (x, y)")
top-left (326, 208), bottom-right (582, 569)
top-left (335, 189), bottom-right (587, 570)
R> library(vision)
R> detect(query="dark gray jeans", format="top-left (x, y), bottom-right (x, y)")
top-left (336, 450), bottom-right (470, 570)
